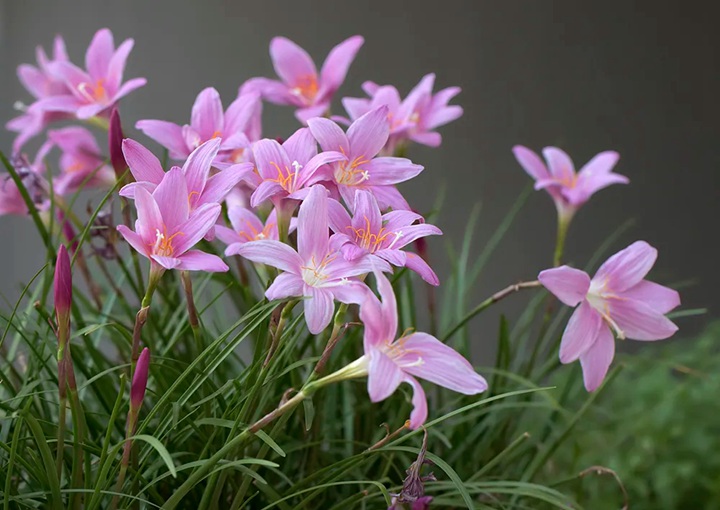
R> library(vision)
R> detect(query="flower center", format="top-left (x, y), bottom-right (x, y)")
top-left (382, 333), bottom-right (424, 369)
top-left (269, 160), bottom-right (302, 193)
top-left (300, 253), bottom-right (337, 287)
top-left (229, 148), bottom-right (245, 163)
top-left (335, 148), bottom-right (370, 186)
top-left (587, 280), bottom-right (626, 340)
top-left (290, 74), bottom-right (319, 104)
top-left (347, 217), bottom-right (402, 253)
top-left (78, 79), bottom-right (108, 104)
top-left (237, 220), bottom-right (275, 242)
top-left (151, 227), bottom-right (184, 257)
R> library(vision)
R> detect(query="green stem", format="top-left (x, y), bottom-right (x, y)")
top-left (181, 270), bottom-right (203, 355)
top-left (67, 361), bottom-right (86, 510)
top-left (553, 209), bottom-right (573, 267)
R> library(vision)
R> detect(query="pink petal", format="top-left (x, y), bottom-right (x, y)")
top-left (117, 225), bottom-right (150, 259)
top-left (295, 103), bottom-right (330, 124)
top-left (389, 224), bottom-right (442, 250)
top-left (362, 157), bottom-right (423, 185)
top-left (538, 266), bottom-right (591, 306)
top-left (594, 241), bottom-right (657, 292)
top-left (376, 249), bottom-right (406, 267)
top-left (198, 162), bottom-right (253, 206)
top-left (367, 185), bottom-right (411, 211)
top-left (282, 127), bottom-right (317, 166)
top-left (183, 138), bottom-right (221, 196)
top-left (304, 286), bottom-right (334, 334)
top-left (375, 271), bottom-right (399, 342)
top-left (266, 272), bottom-right (304, 300)
top-left (398, 332), bottom-right (488, 394)
top-left (579, 325), bottom-right (615, 392)
top-left (360, 292), bottom-right (386, 351)
top-left (347, 106), bottom-right (390, 159)
top-left (17, 65), bottom-right (47, 99)
top-left (235, 240), bottom-right (302, 273)
top-left (85, 28), bottom-right (114, 80)
top-left (111, 77), bottom-right (147, 102)
top-left (135, 120), bottom-right (189, 158)
top-left (577, 151), bottom-right (620, 177)
top-left (269, 36), bottom-right (318, 86)
top-left (250, 180), bottom-right (284, 208)
top-left (327, 198), bottom-right (352, 233)
top-left (106, 38), bottom-right (134, 91)
top-left (425, 104), bottom-right (463, 131)
top-left (329, 280), bottom-right (370, 305)
top-left (119, 181), bottom-right (156, 199)
top-left (512, 145), bottom-right (550, 181)
top-left (410, 132), bottom-right (442, 147)
top-left (404, 376), bottom-right (429, 430)
top-left (252, 138), bottom-right (292, 180)
top-left (351, 189), bottom-right (382, 234)
top-left (191, 87), bottom-right (224, 141)
top-left (297, 185), bottom-right (329, 262)
top-left (298, 150), bottom-right (346, 188)
top-left (341, 97), bottom-right (372, 121)
top-left (622, 281), bottom-right (680, 315)
top-left (367, 349), bottom-right (404, 402)
top-left (215, 225), bottom-right (242, 246)
top-left (307, 117), bottom-right (350, 153)
top-left (173, 203), bottom-right (221, 254)
top-left (152, 167), bottom-right (189, 231)
top-left (319, 35), bottom-right (364, 93)
top-left (559, 301), bottom-right (602, 363)
top-left (404, 253), bottom-right (439, 286)
top-left (240, 77), bottom-right (295, 105)
top-left (542, 147), bottom-right (576, 182)
top-left (151, 255), bottom-right (182, 270)
top-left (122, 138), bottom-right (165, 184)
top-left (608, 298), bottom-right (679, 341)
top-left (224, 92), bottom-right (261, 138)
top-left (382, 210), bottom-right (423, 232)
top-left (176, 250), bottom-right (229, 272)
top-left (566, 172), bottom-right (629, 205)
top-left (134, 186), bottom-right (163, 244)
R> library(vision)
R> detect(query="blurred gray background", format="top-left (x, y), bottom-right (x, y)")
top-left (1, 1), bottom-right (717, 342)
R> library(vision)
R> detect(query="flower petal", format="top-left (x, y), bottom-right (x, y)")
top-left (269, 37), bottom-right (317, 86)
top-left (122, 138), bottom-right (165, 184)
top-left (191, 87), bottom-right (224, 141)
top-left (152, 167), bottom-right (189, 231)
top-left (266, 272), bottom-right (304, 300)
top-left (351, 189), bottom-right (382, 234)
top-left (622, 281), bottom-right (680, 315)
top-left (347, 106), bottom-right (390, 159)
top-left (252, 138), bottom-right (292, 180)
top-left (542, 147), bottom-right (576, 182)
top-left (297, 185), bottom-right (329, 262)
top-left (307, 117), bottom-right (350, 153)
top-left (404, 376), bottom-right (429, 430)
top-left (608, 297), bottom-right (679, 341)
top-left (106, 38), bottom-right (134, 91)
top-left (176, 250), bottom-right (229, 272)
top-left (367, 349), bottom-right (404, 402)
top-left (198, 162), bottom-right (253, 206)
top-left (85, 28), bottom-right (114, 80)
top-left (134, 185), bottom-right (163, 244)
top-left (538, 266), bottom-right (591, 306)
top-left (594, 241), bottom-right (657, 292)
top-left (235, 240), bottom-right (302, 273)
top-left (512, 145), bottom-right (550, 181)
top-left (135, 120), bottom-right (189, 158)
top-left (559, 301), bottom-right (602, 363)
top-left (328, 198), bottom-right (352, 233)
top-left (117, 225), bottom-right (149, 259)
top-left (404, 252), bottom-right (439, 286)
top-left (304, 286), bottom-right (334, 334)
top-left (172, 203), bottom-right (221, 254)
top-left (579, 325), bottom-right (615, 392)
top-left (282, 127), bottom-right (317, 166)
top-left (329, 279), bottom-right (370, 305)
top-left (320, 35), bottom-right (364, 93)
top-left (183, 138), bottom-right (221, 197)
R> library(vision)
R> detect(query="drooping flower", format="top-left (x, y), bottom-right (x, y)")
top-left (338, 73), bottom-right (463, 154)
top-left (116, 167), bottom-right (228, 272)
top-left (119, 138), bottom-right (252, 212)
top-left (0, 151), bottom-right (52, 217)
top-left (513, 145), bottom-right (628, 221)
top-left (136, 88), bottom-right (262, 167)
top-left (328, 190), bottom-right (442, 285)
top-left (241, 35), bottom-right (364, 123)
top-left (538, 241), bottom-right (680, 391)
top-left (6, 35), bottom-right (73, 153)
top-left (216, 206), bottom-right (279, 252)
top-left (307, 106), bottom-right (423, 210)
top-left (50, 28), bottom-right (146, 119)
top-left (47, 127), bottom-right (116, 195)
top-left (235, 185), bottom-right (380, 334)
top-left (357, 271), bottom-right (487, 429)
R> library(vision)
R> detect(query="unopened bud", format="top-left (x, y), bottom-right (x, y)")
top-left (131, 347), bottom-right (150, 410)
top-left (53, 244), bottom-right (72, 328)
top-left (109, 107), bottom-right (127, 179)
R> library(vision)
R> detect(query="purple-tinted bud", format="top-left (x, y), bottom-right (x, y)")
top-left (131, 347), bottom-right (150, 409)
top-left (57, 209), bottom-right (78, 255)
top-left (54, 244), bottom-right (72, 321)
top-left (109, 107), bottom-right (127, 179)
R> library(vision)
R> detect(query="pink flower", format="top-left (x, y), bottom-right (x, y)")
top-left (0, 151), bottom-right (52, 217)
top-left (339, 73), bottom-right (463, 153)
top-left (116, 167), bottom-right (228, 272)
top-left (50, 28), bottom-right (146, 119)
top-left (539, 241), bottom-right (680, 391)
top-left (46, 127), bottom-right (116, 195)
top-left (359, 272), bottom-right (487, 429)
top-left (513, 145), bottom-right (629, 220)
top-left (241, 36), bottom-right (364, 123)
top-left (216, 206), bottom-right (279, 252)
top-left (307, 106), bottom-right (423, 211)
top-left (136, 88), bottom-right (262, 167)
top-left (329, 190), bottom-right (442, 285)
top-left (235, 185), bottom-right (380, 334)
top-left (119, 138), bottom-right (252, 212)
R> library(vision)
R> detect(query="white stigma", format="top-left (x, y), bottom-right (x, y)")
top-left (387, 231), bottom-right (403, 250)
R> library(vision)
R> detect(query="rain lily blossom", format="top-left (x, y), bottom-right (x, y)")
top-left (51, 28), bottom-right (147, 119)
top-left (307, 106), bottom-right (423, 210)
top-left (538, 241), bottom-right (680, 391)
top-left (119, 138), bottom-right (252, 212)
top-left (512, 145), bottom-right (628, 222)
top-left (240, 35), bottom-right (364, 123)
top-left (47, 126), bottom-right (116, 195)
top-left (235, 185), bottom-right (381, 334)
top-left (116, 167), bottom-right (228, 273)
top-left (136, 88), bottom-right (262, 167)
top-left (356, 271), bottom-right (487, 429)
top-left (328, 189), bottom-right (442, 285)
top-left (215, 206), bottom-right (280, 253)
top-left (339, 73), bottom-right (463, 154)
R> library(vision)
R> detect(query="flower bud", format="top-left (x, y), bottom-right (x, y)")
top-left (131, 347), bottom-right (150, 410)
top-left (53, 244), bottom-right (72, 328)
top-left (57, 209), bottom-right (78, 255)
top-left (109, 107), bottom-right (127, 179)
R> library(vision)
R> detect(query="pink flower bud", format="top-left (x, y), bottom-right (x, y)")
top-left (131, 348), bottom-right (150, 409)
top-left (57, 210), bottom-right (78, 255)
top-left (54, 244), bottom-right (72, 321)
top-left (109, 107), bottom-right (128, 179)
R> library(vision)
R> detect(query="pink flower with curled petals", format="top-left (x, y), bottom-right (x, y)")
top-left (235, 185), bottom-right (382, 334)
top-left (338, 73), bottom-right (463, 154)
top-left (539, 241), bottom-right (680, 391)
top-left (116, 167), bottom-right (228, 273)
top-left (307, 106), bottom-right (423, 211)
top-left (357, 272), bottom-right (487, 429)
top-left (241, 35), bottom-right (364, 124)
top-left (328, 190), bottom-right (442, 285)
top-left (47, 127), bottom-right (116, 195)
top-left (51, 28), bottom-right (146, 119)
top-left (136, 88), bottom-right (262, 168)
top-left (513, 145), bottom-right (629, 221)
top-left (216, 206), bottom-right (279, 253)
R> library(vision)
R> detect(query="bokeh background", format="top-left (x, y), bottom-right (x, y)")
top-left (1, 0), bottom-right (717, 341)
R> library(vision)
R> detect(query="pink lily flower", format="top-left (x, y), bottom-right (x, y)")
top-left (119, 138), bottom-right (252, 211)
top-left (0, 150), bottom-right (52, 217)
top-left (136, 88), bottom-right (262, 167)
top-left (46, 127), bottom-right (116, 195)
top-left (6, 36), bottom-right (73, 153)
top-left (539, 241), bottom-right (680, 391)
top-left (240, 35), bottom-right (364, 124)
top-left (339, 73), bottom-right (463, 154)
top-left (51, 28), bottom-right (146, 119)
top-left (116, 167), bottom-right (228, 272)
top-left (307, 106), bottom-right (423, 211)
top-left (235, 185), bottom-right (381, 334)
top-left (328, 190), bottom-right (442, 285)
top-left (215, 206), bottom-right (279, 252)
top-left (359, 271), bottom-right (487, 429)
top-left (513, 145), bottom-right (629, 221)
